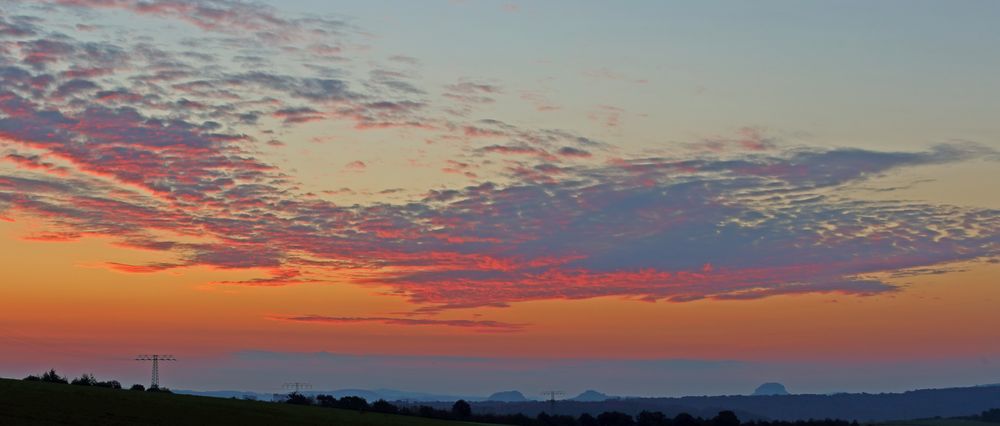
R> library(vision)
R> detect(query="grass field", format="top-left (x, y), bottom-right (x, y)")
top-left (0, 378), bottom-right (486, 426)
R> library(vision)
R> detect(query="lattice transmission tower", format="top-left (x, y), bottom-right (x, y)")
top-left (283, 382), bottom-right (312, 394)
top-left (540, 390), bottom-right (565, 412)
top-left (135, 354), bottom-right (176, 389)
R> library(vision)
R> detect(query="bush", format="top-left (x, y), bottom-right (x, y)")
top-left (130, 384), bottom-right (145, 391)
top-left (338, 396), bottom-right (369, 411)
top-left (96, 380), bottom-right (122, 390)
top-left (371, 399), bottom-right (399, 414)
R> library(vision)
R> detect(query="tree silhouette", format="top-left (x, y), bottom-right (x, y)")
top-left (452, 399), bottom-right (472, 418)
top-left (285, 392), bottom-right (313, 405)
top-left (371, 399), bottom-right (399, 414)
top-left (71, 374), bottom-right (98, 386)
top-left (981, 409), bottom-right (1000, 423)
top-left (597, 411), bottom-right (635, 426)
top-left (535, 411), bottom-right (579, 426)
top-left (637, 410), bottom-right (669, 426)
top-left (40, 369), bottom-right (68, 384)
top-left (579, 413), bottom-right (599, 426)
top-left (713, 410), bottom-right (741, 426)
top-left (338, 395), bottom-right (369, 411)
top-left (130, 384), bottom-right (145, 391)
top-left (315, 394), bottom-right (337, 407)
top-left (674, 412), bottom-right (699, 426)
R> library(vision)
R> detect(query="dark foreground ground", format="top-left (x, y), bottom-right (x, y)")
top-left (0, 378), bottom-right (484, 426)
top-left (875, 420), bottom-right (997, 426)
top-left (1, 378), bottom-right (997, 426)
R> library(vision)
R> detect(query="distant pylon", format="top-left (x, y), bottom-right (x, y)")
top-left (135, 354), bottom-right (176, 389)
top-left (541, 390), bottom-right (565, 412)
top-left (283, 382), bottom-right (312, 393)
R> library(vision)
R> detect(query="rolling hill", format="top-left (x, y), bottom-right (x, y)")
top-left (0, 378), bottom-right (484, 426)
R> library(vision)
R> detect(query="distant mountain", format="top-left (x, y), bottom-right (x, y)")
top-left (570, 390), bottom-right (612, 402)
top-left (752, 383), bottom-right (790, 396)
top-left (487, 390), bottom-right (529, 402)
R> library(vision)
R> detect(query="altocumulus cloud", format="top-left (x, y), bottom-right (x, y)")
top-left (0, 0), bottom-right (998, 326)
top-left (269, 315), bottom-right (527, 333)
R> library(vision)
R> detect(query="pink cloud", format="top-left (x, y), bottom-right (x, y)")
top-left (46, 0), bottom-right (298, 36)
top-left (270, 314), bottom-right (526, 332)
top-left (463, 126), bottom-right (508, 138)
top-left (0, 2), bottom-right (996, 320)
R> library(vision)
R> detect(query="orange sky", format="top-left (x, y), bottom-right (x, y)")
top-left (1, 0), bottom-right (999, 396)
top-left (4, 216), bottom-right (998, 363)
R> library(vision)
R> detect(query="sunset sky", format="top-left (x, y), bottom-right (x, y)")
top-left (1, 0), bottom-right (999, 397)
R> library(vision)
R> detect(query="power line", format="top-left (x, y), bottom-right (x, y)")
top-left (283, 382), bottom-right (312, 393)
top-left (135, 355), bottom-right (176, 389)
top-left (540, 390), bottom-right (565, 412)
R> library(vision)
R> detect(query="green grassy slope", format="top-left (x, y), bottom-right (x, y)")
top-left (0, 378), bottom-right (486, 426)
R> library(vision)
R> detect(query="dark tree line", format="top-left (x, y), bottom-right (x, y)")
top-left (22, 369), bottom-right (166, 393)
top-left (280, 393), bottom-right (865, 426)
top-left (70, 373), bottom-right (121, 389)
top-left (742, 420), bottom-right (857, 426)
top-left (23, 369), bottom-right (69, 384)
top-left (19, 370), bottom-right (996, 425)
top-left (965, 408), bottom-right (1000, 423)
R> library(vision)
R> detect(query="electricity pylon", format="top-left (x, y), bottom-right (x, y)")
top-left (541, 390), bottom-right (565, 412)
top-left (283, 382), bottom-right (312, 394)
top-left (135, 355), bottom-right (176, 389)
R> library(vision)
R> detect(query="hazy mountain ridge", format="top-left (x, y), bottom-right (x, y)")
top-left (663, 385), bottom-right (1000, 421)
top-left (487, 390), bottom-right (529, 402)
top-left (570, 390), bottom-right (613, 401)
top-left (175, 383), bottom-right (1000, 422)
top-left (419, 385), bottom-right (1000, 421)
top-left (753, 383), bottom-right (790, 396)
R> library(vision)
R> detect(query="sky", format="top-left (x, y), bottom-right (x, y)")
top-left (0, 0), bottom-right (999, 397)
